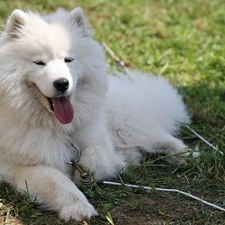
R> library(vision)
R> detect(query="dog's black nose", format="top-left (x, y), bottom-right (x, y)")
top-left (53, 78), bottom-right (69, 93)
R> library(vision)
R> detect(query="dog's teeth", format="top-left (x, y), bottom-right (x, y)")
top-left (47, 98), bottom-right (54, 112)
top-left (50, 104), bottom-right (54, 112)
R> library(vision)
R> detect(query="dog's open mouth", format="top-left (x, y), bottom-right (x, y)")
top-left (47, 96), bottom-right (74, 124)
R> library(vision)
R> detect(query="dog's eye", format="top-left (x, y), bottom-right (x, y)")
top-left (64, 57), bottom-right (74, 63)
top-left (33, 61), bottom-right (46, 66)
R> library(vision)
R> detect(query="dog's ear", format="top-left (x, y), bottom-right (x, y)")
top-left (69, 7), bottom-right (92, 37)
top-left (6, 9), bottom-right (27, 39)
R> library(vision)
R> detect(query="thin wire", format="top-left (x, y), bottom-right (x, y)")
top-left (185, 124), bottom-right (223, 155)
top-left (101, 181), bottom-right (225, 212)
top-left (102, 42), bottom-right (133, 77)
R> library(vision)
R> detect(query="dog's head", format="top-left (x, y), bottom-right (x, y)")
top-left (0, 8), bottom-right (107, 125)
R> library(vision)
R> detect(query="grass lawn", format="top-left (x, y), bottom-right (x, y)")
top-left (1, 0), bottom-right (225, 224)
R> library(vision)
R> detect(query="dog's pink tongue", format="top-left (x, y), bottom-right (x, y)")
top-left (52, 97), bottom-right (74, 124)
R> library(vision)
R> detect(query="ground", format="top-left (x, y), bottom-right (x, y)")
top-left (0, 0), bottom-right (225, 224)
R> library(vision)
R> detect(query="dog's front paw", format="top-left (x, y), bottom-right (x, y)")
top-left (58, 199), bottom-right (98, 222)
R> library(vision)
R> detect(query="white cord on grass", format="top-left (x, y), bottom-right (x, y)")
top-left (185, 124), bottom-right (223, 155)
top-left (101, 181), bottom-right (225, 212)
top-left (102, 42), bottom-right (133, 77)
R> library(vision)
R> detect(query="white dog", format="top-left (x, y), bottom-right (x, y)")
top-left (0, 8), bottom-right (190, 221)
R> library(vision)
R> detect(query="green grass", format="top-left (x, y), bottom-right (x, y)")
top-left (1, 0), bottom-right (225, 224)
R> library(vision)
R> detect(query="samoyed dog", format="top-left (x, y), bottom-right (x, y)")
top-left (0, 8), bottom-right (190, 221)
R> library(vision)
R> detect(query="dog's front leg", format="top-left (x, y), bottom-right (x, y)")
top-left (73, 122), bottom-right (127, 183)
top-left (4, 164), bottom-right (97, 222)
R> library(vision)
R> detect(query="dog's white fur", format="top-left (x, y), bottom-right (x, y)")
top-left (0, 8), bottom-right (190, 221)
